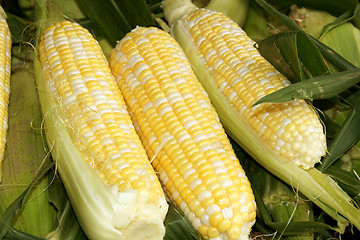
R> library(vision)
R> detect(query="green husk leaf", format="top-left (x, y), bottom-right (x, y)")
top-left (164, 203), bottom-right (202, 240)
top-left (258, 31), bottom-right (329, 82)
top-left (265, 0), bottom-right (357, 16)
top-left (75, 0), bottom-right (155, 46)
top-left (243, 3), bottom-right (272, 42)
top-left (0, 159), bottom-right (54, 239)
top-left (324, 166), bottom-right (360, 205)
top-left (46, 173), bottom-right (87, 240)
top-left (0, 57), bottom-right (57, 237)
top-left (4, 228), bottom-right (47, 240)
top-left (319, 101), bottom-right (360, 171)
top-left (201, 0), bottom-right (249, 27)
top-left (255, 0), bottom-right (357, 71)
top-left (253, 68), bottom-right (360, 105)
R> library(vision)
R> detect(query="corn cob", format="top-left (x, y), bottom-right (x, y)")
top-left (0, 7), bottom-right (11, 181)
top-left (109, 26), bottom-right (256, 240)
top-left (163, 0), bottom-right (326, 170)
top-left (35, 20), bottom-right (168, 240)
top-left (162, 0), bottom-right (360, 231)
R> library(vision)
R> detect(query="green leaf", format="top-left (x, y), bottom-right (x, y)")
top-left (253, 68), bottom-right (360, 105)
top-left (4, 228), bottom-right (47, 240)
top-left (255, 0), bottom-right (357, 71)
top-left (319, 101), bottom-right (360, 171)
top-left (324, 166), bottom-right (360, 205)
top-left (0, 160), bottom-right (54, 239)
top-left (164, 203), bottom-right (202, 240)
top-left (46, 174), bottom-right (87, 240)
top-left (258, 31), bottom-right (329, 82)
top-left (0, 55), bottom-right (57, 237)
top-left (75, 0), bottom-right (155, 46)
top-left (266, 0), bottom-right (357, 16)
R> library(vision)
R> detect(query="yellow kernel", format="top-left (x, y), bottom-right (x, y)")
top-left (198, 225), bottom-right (208, 237)
top-left (209, 212), bottom-right (222, 227)
top-left (227, 226), bottom-right (241, 240)
top-left (208, 226), bottom-right (220, 238)
top-left (217, 218), bottom-right (231, 233)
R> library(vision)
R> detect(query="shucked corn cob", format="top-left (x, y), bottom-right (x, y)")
top-left (0, 7), bottom-right (11, 181)
top-left (161, 0), bottom-right (360, 232)
top-left (36, 20), bottom-right (168, 240)
top-left (163, 0), bottom-right (326, 169)
top-left (109, 26), bottom-right (256, 240)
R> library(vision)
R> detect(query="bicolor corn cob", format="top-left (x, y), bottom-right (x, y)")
top-left (37, 20), bottom-right (168, 239)
top-left (163, 0), bottom-right (326, 169)
top-left (0, 7), bottom-right (11, 181)
top-left (109, 26), bottom-right (256, 240)
top-left (161, 0), bottom-right (360, 231)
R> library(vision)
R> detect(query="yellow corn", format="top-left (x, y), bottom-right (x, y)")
top-left (38, 20), bottom-right (167, 239)
top-left (0, 7), bottom-right (11, 181)
top-left (109, 26), bottom-right (256, 240)
top-left (163, 2), bottom-right (327, 169)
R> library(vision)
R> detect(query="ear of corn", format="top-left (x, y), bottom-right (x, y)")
top-left (0, 7), bottom-right (11, 181)
top-left (109, 26), bottom-right (256, 240)
top-left (164, 0), bottom-right (326, 170)
top-left (162, 0), bottom-right (360, 231)
top-left (34, 20), bottom-right (168, 240)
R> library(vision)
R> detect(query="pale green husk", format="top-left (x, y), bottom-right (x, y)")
top-left (162, 0), bottom-right (360, 231)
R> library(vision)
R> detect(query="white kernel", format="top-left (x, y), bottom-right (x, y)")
top-left (214, 166), bottom-right (227, 174)
top-left (198, 190), bottom-right (212, 202)
top-left (189, 179), bottom-right (202, 190)
top-left (120, 148), bottom-right (132, 154)
top-left (200, 145), bottom-right (212, 152)
top-left (192, 218), bottom-right (201, 230)
top-left (260, 125), bottom-right (267, 134)
top-left (211, 160), bottom-right (224, 168)
top-left (161, 135), bottom-right (174, 146)
top-left (200, 214), bottom-right (210, 226)
top-left (259, 78), bottom-right (270, 85)
top-left (128, 54), bottom-right (143, 67)
top-left (214, 59), bottom-right (223, 70)
top-left (159, 170), bottom-right (169, 184)
top-left (179, 201), bottom-right (187, 212)
top-left (221, 208), bottom-right (233, 219)
top-left (184, 168), bottom-right (196, 180)
top-left (277, 128), bottom-right (285, 138)
top-left (228, 91), bottom-right (237, 102)
top-left (182, 92), bottom-right (194, 99)
top-left (237, 171), bottom-right (246, 178)
top-left (173, 77), bottom-right (187, 85)
top-left (193, 134), bottom-right (207, 143)
top-left (184, 120), bottom-right (198, 129)
top-left (117, 162), bottom-right (130, 171)
top-left (206, 204), bottom-right (221, 215)
top-left (101, 137), bottom-right (114, 145)
top-left (281, 118), bottom-right (291, 128)
top-left (159, 105), bottom-right (172, 116)
top-left (154, 96), bottom-right (167, 108)
top-left (142, 102), bottom-right (153, 113)
top-left (244, 59), bottom-right (255, 67)
top-left (265, 71), bottom-right (276, 77)
top-left (220, 179), bottom-right (233, 188)
top-left (276, 138), bottom-right (285, 147)
top-left (172, 190), bottom-right (180, 200)
top-left (178, 133), bottom-right (191, 143)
